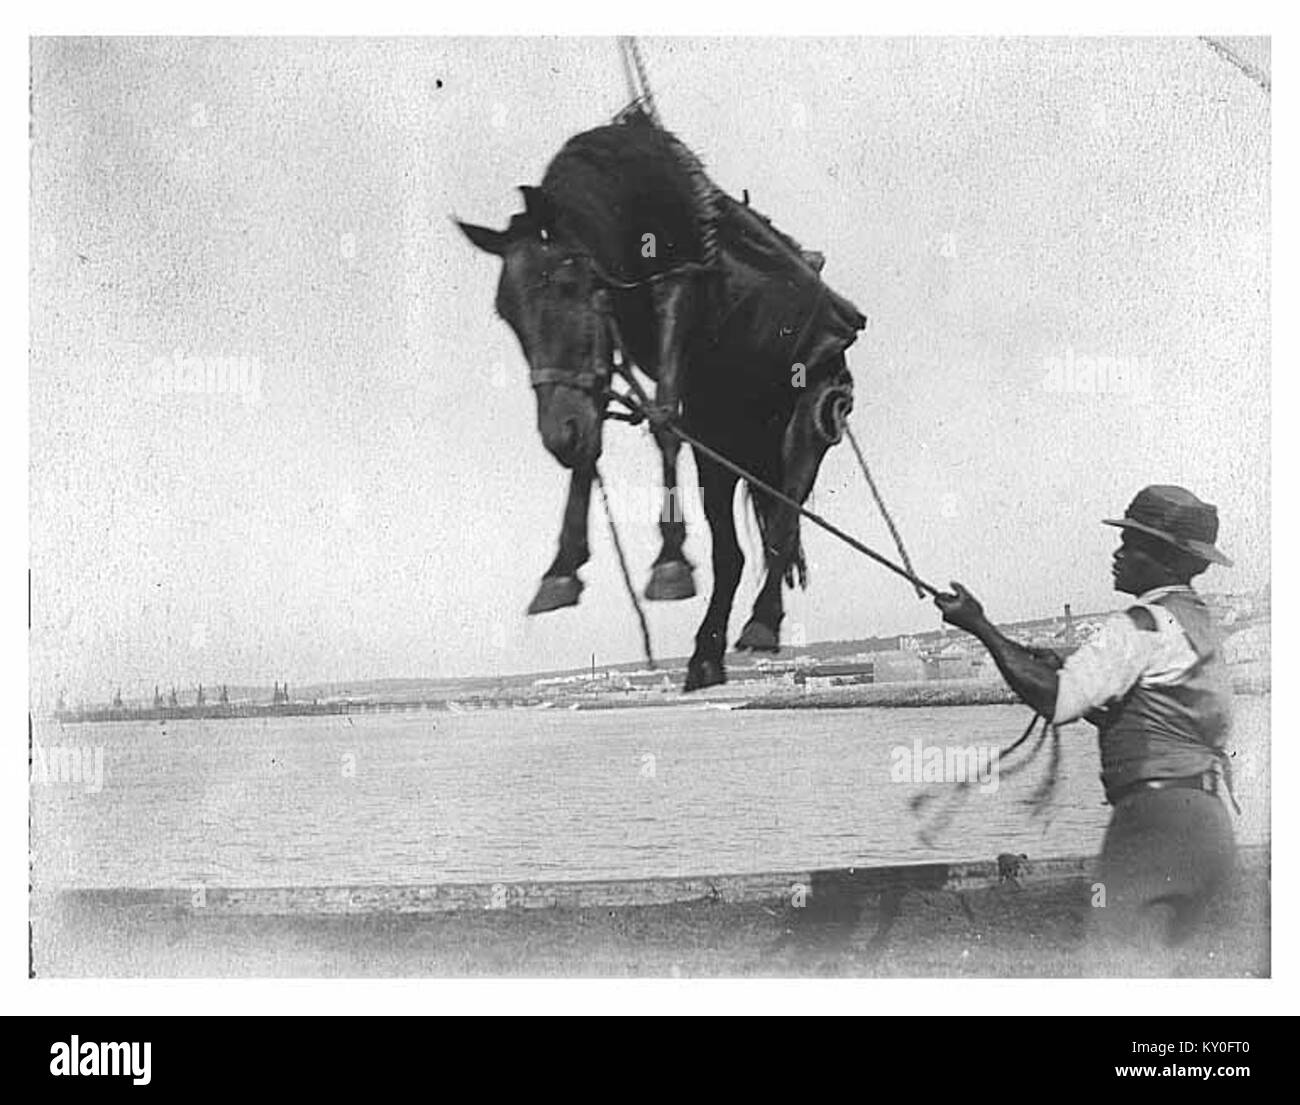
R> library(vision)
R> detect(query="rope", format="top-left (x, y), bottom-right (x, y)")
top-left (844, 425), bottom-right (925, 600)
top-left (679, 421), bottom-right (942, 600)
top-left (608, 356), bottom-right (942, 598)
top-left (783, 268), bottom-right (919, 599)
top-left (618, 37), bottom-right (640, 108)
top-left (910, 713), bottom-right (1062, 847)
top-left (595, 466), bottom-right (656, 669)
top-left (623, 37), bottom-right (661, 126)
top-left (1199, 36), bottom-right (1270, 94)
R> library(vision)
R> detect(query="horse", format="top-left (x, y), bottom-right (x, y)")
top-left (457, 112), bottom-right (866, 690)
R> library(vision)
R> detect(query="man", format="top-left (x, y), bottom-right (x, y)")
top-left (934, 485), bottom-right (1236, 974)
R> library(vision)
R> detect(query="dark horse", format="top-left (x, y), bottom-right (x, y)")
top-left (457, 112), bottom-right (865, 690)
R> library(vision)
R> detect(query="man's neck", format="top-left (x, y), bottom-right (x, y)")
top-left (1136, 582), bottom-right (1194, 603)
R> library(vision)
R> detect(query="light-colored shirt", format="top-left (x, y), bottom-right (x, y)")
top-left (1053, 586), bottom-right (1201, 726)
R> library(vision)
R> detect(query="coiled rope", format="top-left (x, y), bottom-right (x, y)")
top-left (910, 714), bottom-right (1063, 848)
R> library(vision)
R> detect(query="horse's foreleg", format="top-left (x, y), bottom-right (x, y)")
top-left (642, 424), bottom-right (696, 600)
top-left (644, 275), bottom-right (701, 602)
top-left (685, 457), bottom-right (742, 692)
top-left (527, 465), bottom-right (594, 614)
top-left (737, 361), bottom-right (853, 651)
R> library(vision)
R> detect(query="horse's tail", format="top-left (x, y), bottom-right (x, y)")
top-left (741, 482), bottom-right (808, 591)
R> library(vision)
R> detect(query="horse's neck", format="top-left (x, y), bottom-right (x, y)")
top-left (611, 293), bottom-right (661, 381)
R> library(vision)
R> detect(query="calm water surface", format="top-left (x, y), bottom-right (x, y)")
top-left (32, 699), bottom-right (1269, 889)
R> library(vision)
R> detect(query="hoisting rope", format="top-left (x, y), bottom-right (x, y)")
top-left (618, 38), bottom-right (641, 113)
top-left (619, 37), bottom-right (662, 126)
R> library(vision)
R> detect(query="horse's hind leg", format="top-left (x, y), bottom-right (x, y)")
top-left (685, 457), bottom-right (742, 691)
top-left (527, 466), bottom-right (593, 614)
top-left (736, 361), bottom-right (853, 651)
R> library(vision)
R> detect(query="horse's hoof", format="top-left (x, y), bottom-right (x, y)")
top-left (735, 619), bottom-right (780, 653)
top-left (645, 560), bottom-right (696, 602)
top-left (527, 575), bottom-right (583, 615)
top-left (684, 656), bottom-right (726, 692)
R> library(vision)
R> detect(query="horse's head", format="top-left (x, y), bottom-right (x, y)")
top-left (457, 187), bottom-right (610, 470)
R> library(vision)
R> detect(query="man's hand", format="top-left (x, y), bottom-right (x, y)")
top-left (934, 582), bottom-right (1061, 719)
top-left (934, 582), bottom-right (988, 635)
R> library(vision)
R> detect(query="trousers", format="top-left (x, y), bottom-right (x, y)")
top-left (1085, 786), bottom-right (1236, 975)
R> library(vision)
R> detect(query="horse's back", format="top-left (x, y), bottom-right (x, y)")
top-left (710, 195), bottom-right (866, 378)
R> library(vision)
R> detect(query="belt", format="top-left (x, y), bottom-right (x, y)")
top-left (1107, 771), bottom-right (1220, 806)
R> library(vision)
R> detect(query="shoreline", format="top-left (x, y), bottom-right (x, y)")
top-left (47, 668), bottom-right (1270, 721)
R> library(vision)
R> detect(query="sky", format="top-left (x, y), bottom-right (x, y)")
top-left (29, 36), bottom-right (1270, 703)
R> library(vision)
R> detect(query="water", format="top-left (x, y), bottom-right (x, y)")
top-left (31, 699), bottom-right (1269, 889)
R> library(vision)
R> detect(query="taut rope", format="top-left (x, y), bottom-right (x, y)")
top-left (845, 425), bottom-right (925, 601)
top-left (610, 356), bottom-right (943, 599)
top-left (619, 37), bottom-right (662, 126)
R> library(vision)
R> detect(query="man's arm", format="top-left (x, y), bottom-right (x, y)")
top-left (934, 583), bottom-right (1061, 717)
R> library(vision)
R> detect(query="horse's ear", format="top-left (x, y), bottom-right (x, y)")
top-left (455, 219), bottom-right (509, 256)
top-left (518, 185), bottom-right (555, 228)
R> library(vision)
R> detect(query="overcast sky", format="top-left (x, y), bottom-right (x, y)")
top-left (30, 36), bottom-right (1269, 701)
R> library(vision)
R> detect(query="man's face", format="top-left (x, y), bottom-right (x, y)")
top-left (1111, 531), bottom-right (1175, 596)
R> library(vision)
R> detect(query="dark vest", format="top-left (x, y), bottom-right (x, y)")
top-left (1094, 589), bottom-right (1233, 796)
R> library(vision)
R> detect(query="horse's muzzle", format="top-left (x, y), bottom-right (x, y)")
top-left (538, 396), bottom-right (603, 469)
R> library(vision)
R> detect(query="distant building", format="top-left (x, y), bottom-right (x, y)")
top-left (802, 650), bottom-right (927, 689)
top-left (926, 641), bottom-right (979, 681)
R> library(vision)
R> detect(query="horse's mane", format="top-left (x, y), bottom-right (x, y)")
top-left (540, 120), bottom-right (713, 283)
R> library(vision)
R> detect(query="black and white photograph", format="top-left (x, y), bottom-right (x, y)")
top-left (23, 23), bottom-right (1277, 999)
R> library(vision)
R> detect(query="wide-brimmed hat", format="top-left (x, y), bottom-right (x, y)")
top-left (1104, 485), bottom-right (1232, 567)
